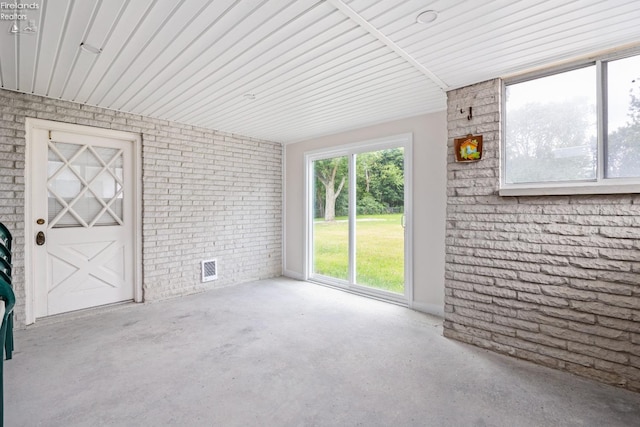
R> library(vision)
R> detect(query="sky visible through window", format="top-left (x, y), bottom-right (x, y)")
top-left (504, 53), bottom-right (640, 184)
top-left (608, 54), bottom-right (640, 132)
top-left (506, 55), bottom-right (640, 133)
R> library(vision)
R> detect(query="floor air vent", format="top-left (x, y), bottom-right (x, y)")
top-left (201, 259), bottom-right (218, 282)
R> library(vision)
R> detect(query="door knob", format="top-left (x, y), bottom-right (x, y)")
top-left (36, 231), bottom-right (45, 246)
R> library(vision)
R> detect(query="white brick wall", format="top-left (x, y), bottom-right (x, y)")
top-left (0, 89), bottom-right (282, 325)
top-left (445, 79), bottom-right (640, 392)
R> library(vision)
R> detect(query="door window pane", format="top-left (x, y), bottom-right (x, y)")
top-left (48, 141), bottom-right (124, 228)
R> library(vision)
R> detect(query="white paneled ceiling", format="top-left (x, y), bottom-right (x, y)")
top-left (1, 0), bottom-right (639, 143)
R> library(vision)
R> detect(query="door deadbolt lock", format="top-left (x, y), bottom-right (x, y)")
top-left (36, 231), bottom-right (46, 246)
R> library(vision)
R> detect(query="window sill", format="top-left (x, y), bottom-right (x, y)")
top-left (499, 182), bottom-right (640, 196)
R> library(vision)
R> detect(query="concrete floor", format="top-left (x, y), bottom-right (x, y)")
top-left (5, 277), bottom-right (640, 426)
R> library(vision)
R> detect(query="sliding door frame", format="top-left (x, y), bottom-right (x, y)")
top-left (304, 133), bottom-right (413, 306)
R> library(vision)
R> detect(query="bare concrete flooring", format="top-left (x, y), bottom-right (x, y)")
top-left (6, 277), bottom-right (640, 426)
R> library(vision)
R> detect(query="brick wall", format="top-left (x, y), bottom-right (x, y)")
top-left (0, 89), bottom-right (282, 325)
top-left (444, 79), bottom-right (640, 391)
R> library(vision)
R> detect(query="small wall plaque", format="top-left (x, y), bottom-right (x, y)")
top-left (454, 134), bottom-right (483, 162)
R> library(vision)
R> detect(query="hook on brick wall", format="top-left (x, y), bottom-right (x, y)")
top-left (459, 106), bottom-right (472, 120)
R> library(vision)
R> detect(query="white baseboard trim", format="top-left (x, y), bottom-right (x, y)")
top-left (410, 301), bottom-right (444, 318)
top-left (283, 269), bottom-right (305, 281)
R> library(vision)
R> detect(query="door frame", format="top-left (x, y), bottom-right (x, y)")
top-left (24, 118), bottom-right (143, 324)
top-left (304, 133), bottom-right (413, 306)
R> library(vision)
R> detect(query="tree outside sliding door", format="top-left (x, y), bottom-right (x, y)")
top-left (308, 135), bottom-right (411, 303)
top-left (355, 148), bottom-right (404, 294)
top-left (312, 156), bottom-right (349, 281)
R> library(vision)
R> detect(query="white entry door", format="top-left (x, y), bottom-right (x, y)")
top-left (30, 123), bottom-right (138, 318)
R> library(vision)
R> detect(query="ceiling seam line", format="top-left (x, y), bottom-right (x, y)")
top-left (86, 0), bottom-right (160, 106)
top-left (200, 73), bottom-right (429, 131)
top-left (325, 0), bottom-right (449, 91)
top-left (148, 0), bottom-right (331, 119)
top-left (59, 0), bottom-right (103, 97)
top-left (166, 16), bottom-right (359, 121)
top-left (30, 0), bottom-right (47, 93)
top-left (15, 16), bottom-right (19, 89)
top-left (119, 0), bottom-right (247, 112)
top-left (100, 0), bottom-right (184, 108)
top-left (180, 41), bottom-right (397, 124)
top-left (174, 33), bottom-right (385, 124)
top-left (71, 0), bottom-right (128, 102)
top-left (202, 63), bottom-right (422, 129)
top-left (144, 0), bottom-right (306, 118)
top-left (45, 0), bottom-right (74, 96)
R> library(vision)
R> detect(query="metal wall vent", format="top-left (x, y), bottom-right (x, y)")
top-left (201, 259), bottom-right (218, 282)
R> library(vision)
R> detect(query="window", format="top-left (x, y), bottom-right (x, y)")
top-left (502, 51), bottom-right (640, 195)
top-left (607, 55), bottom-right (640, 179)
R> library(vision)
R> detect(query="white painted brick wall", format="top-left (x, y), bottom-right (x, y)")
top-left (445, 79), bottom-right (640, 392)
top-left (0, 89), bottom-right (282, 325)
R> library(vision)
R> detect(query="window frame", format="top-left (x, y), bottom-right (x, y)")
top-left (500, 48), bottom-right (640, 196)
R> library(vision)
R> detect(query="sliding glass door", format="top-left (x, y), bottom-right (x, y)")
top-left (307, 135), bottom-right (412, 304)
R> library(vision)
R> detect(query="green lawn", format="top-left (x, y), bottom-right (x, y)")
top-left (313, 213), bottom-right (404, 293)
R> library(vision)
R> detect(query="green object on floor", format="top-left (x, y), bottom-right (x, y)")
top-left (0, 246), bottom-right (9, 265)
top-left (0, 224), bottom-right (13, 362)
top-left (0, 224), bottom-right (10, 252)
top-left (0, 277), bottom-right (15, 427)
top-left (0, 259), bottom-right (10, 281)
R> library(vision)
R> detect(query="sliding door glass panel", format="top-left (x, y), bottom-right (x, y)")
top-left (312, 156), bottom-right (349, 281)
top-left (355, 148), bottom-right (405, 293)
